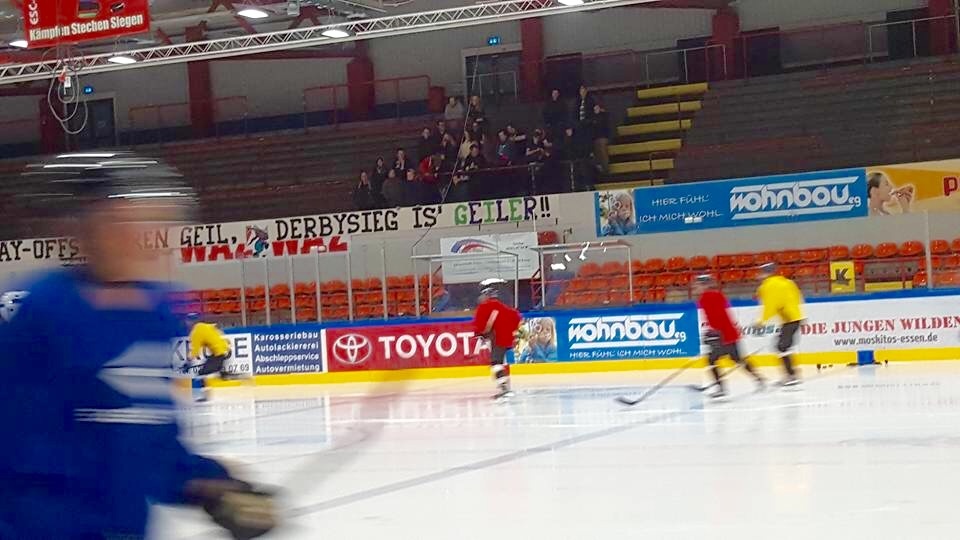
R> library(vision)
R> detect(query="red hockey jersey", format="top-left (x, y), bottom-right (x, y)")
top-left (698, 289), bottom-right (740, 345)
top-left (472, 298), bottom-right (522, 348)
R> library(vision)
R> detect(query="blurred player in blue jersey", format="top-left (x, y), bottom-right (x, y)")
top-left (0, 153), bottom-right (275, 539)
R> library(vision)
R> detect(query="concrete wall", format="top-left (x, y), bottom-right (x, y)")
top-left (737, 0), bottom-right (928, 30)
top-left (0, 96), bottom-right (41, 144)
top-left (368, 20), bottom-right (522, 90)
top-left (211, 58), bottom-right (350, 118)
top-left (543, 7), bottom-right (714, 56)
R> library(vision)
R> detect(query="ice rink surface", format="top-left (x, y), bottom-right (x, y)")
top-left (152, 362), bottom-right (960, 539)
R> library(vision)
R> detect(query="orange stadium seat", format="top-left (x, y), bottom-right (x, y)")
top-left (688, 255), bottom-right (710, 270)
top-left (712, 254), bottom-right (734, 269)
top-left (644, 258), bottom-right (666, 273)
top-left (667, 256), bottom-right (688, 272)
top-left (875, 242), bottom-right (898, 258)
top-left (600, 261), bottom-right (626, 276)
top-left (579, 262), bottom-right (602, 277)
top-left (931, 239), bottom-right (950, 255)
top-left (733, 253), bottom-right (755, 267)
top-left (899, 241), bottom-right (923, 258)
top-left (851, 244), bottom-right (874, 259)
top-left (829, 245), bottom-right (850, 260)
top-left (775, 251), bottom-right (800, 266)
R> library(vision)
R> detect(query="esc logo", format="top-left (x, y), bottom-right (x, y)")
top-left (332, 333), bottom-right (373, 366)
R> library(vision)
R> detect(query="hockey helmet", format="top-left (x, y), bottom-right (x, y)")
top-left (0, 290), bottom-right (28, 322)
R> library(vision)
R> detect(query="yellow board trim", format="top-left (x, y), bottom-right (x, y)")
top-left (608, 139), bottom-right (682, 156)
top-left (628, 101), bottom-right (702, 118)
top-left (206, 348), bottom-right (960, 387)
top-left (636, 82), bottom-right (708, 100)
top-left (609, 158), bottom-right (675, 175)
top-left (618, 119), bottom-right (692, 137)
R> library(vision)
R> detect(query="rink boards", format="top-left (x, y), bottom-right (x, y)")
top-left (199, 288), bottom-right (960, 386)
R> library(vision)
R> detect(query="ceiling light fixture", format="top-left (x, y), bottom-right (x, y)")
top-left (9, 39), bottom-right (28, 48)
top-left (107, 54), bottom-right (137, 64)
top-left (321, 27), bottom-right (353, 38)
top-left (237, 8), bottom-right (270, 19)
top-left (557, 0), bottom-right (585, 5)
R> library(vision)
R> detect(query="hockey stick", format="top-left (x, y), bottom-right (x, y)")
top-left (615, 357), bottom-right (700, 406)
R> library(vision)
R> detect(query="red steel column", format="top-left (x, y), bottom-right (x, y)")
top-left (186, 25), bottom-right (215, 138)
top-left (520, 18), bottom-right (544, 102)
top-left (929, 0), bottom-right (956, 56)
top-left (711, 7), bottom-right (740, 80)
top-left (347, 42), bottom-right (375, 121)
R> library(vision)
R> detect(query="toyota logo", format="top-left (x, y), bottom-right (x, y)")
top-left (332, 333), bottom-right (373, 366)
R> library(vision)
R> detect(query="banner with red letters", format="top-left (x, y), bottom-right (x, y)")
top-left (23, 0), bottom-right (151, 48)
top-left (324, 322), bottom-right (490, 372)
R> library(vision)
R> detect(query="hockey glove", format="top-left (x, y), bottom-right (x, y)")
top-left (187, 479), bottom-right (277, 539)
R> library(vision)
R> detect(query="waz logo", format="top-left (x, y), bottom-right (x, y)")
top-left (567, 314), bottom-right (688, 349)
top-left (729, 176), bottom-right (863, 221)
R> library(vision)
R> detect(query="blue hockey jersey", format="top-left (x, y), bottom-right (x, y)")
top-left (0, 269), bottom-right (229, 539)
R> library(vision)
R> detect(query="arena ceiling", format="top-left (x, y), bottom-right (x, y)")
top-left (0, 0), bottom-right (732, 85)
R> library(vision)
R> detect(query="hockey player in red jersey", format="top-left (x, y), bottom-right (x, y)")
top-left (694, 274), bottom-right (765, 398)
top-left (472, 278), bottom-right (523, 399)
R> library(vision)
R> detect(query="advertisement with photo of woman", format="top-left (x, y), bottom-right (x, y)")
top-left (597, 190), bottom-right (637, 236)
top-left (516, 317), bottom-right (558, 363)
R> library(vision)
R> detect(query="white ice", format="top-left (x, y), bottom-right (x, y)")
top-left (150, 362), bottom-right (960, 539)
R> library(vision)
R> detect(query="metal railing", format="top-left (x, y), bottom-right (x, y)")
top-left (302, 75), bottom-right (432, 130)
top-left (866, 14), bottom-right (960, 62)
top-left (127, 96), bottom-right (249, 144)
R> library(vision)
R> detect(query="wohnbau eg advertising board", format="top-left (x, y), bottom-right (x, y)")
top-left (597, 168), bottom-right (868, 236)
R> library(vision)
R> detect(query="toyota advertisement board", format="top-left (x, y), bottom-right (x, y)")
top-left (325, 322), bottom-right (491, 372)
top-left (23, 0), bottom-right (151, 48)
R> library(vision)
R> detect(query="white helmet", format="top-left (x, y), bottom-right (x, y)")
top-left (0, 291), bottom-right (28, 322)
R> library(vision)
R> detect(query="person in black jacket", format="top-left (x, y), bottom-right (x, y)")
top-left (417, 128), bottom-right (439, 163)
top-left (381, 167), bottom-right (403, 207)
top-left (574, 85), bottom-right (596, 127)
top-left (393, 148), bottom-right (411, 174)
top-left (371, 157), bottom-right (388, 200)
top-left (589, 103), bottom-right (611, 173)
top-left (352, 170), bottom-right (378, 210)
top-left (542, 88), bottom-right (567, 138)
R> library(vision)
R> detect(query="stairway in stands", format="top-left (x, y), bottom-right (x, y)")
top-left (671, 56), bottom-right (960, 183)
top-left (599, 82), bottom-right (708, 191)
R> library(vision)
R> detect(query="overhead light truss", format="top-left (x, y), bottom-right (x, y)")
top-left (0, 0), bottom-right (658, 85)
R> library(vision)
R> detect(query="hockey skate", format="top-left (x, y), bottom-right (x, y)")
top-left (708, 388), bottom-right (727, 400)
top-left (493, 383), bottom-right (514, 401)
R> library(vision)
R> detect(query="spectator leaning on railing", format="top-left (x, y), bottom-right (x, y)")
top-left (495, 130), bottom-right (515, 166)
top-left (525, 128), bottom-right (546, 164)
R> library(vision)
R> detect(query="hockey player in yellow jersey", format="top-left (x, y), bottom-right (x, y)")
top-left (187, 313), bottom-right (233, 401)
top-left (755, 263), bottom-right (805, 387)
